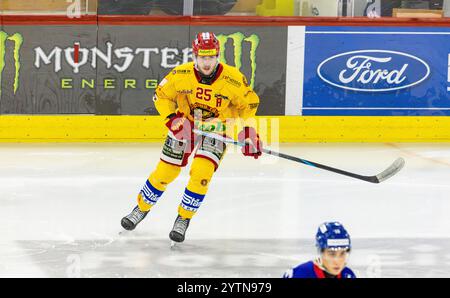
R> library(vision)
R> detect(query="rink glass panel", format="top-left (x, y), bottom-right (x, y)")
top-left (1, 1), bottom-right (449, 18)
top-left (1, 0), bottom-right (97, 15)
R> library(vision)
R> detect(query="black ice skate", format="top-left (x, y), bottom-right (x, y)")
top-left (121, 205), bottom-right (149, 231)
top-left (169, 215), bottom-right (190, 243)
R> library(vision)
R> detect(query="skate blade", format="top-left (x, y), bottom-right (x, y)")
top-left (118, 229), bottom-right (132, 236)
top-left (170, 241), bottom-right (179, 249)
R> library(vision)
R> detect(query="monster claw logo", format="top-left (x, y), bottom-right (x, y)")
top-left (0, 31), bottom-right (24, 95)
top-left (216, 32), bottom-right (260, 89)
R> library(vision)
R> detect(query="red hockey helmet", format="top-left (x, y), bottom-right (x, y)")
top-left (192, 32), bottom-right (220, 57)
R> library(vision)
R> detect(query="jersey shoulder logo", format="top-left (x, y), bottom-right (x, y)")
top-left (223, 75), bottom-right (242, 88)
top-left (174, 69), bottom-right (192, 74)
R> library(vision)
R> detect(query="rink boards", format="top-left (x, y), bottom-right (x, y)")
top-left (0, 16), bottom-right (449, 142)
top-left (1, 115), bottom-right (450, 142)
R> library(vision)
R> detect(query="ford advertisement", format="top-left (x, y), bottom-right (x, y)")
top-left (302, 27), bottom-right (450, 116)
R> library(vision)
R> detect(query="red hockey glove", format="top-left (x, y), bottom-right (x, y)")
top-left (238, 127), bottom-right (263, 159)
top-left (165, 111), bottom-right (194, 141)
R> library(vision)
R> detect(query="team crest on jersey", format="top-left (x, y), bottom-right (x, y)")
top-left (191, 103), bottom-right (219, 120)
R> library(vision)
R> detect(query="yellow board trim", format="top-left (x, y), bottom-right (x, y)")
top-left (276, 116), bottom-right (450, 143)
top-left (0, 115), bottom-right (449, 143)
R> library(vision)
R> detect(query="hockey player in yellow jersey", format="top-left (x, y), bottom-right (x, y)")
top-left (121, 32), bottom-right (262, 244)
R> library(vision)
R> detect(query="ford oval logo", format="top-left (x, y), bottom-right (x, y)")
top-left (317, 50), bottom-right (430, 92)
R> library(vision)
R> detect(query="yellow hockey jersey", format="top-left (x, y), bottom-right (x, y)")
top-left (153, 62), bottom-right (260, 132)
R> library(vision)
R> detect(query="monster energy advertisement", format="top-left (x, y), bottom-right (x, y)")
top-left (0, 25), bottom-right (287, 115)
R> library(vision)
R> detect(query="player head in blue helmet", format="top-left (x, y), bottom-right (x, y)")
top-left (315, 222), bottom-right (351, 276)
top-left (283, 221), bottom-right (355, 278)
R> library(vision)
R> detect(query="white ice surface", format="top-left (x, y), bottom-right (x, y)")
top-left (0, 143), bottom-right (449, 277)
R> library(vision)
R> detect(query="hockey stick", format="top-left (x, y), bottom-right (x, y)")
top-left (193, 129), bottom-right (405, 184)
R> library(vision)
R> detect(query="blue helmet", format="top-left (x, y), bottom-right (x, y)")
top-left (315, 222), bottom-right (351, 252)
